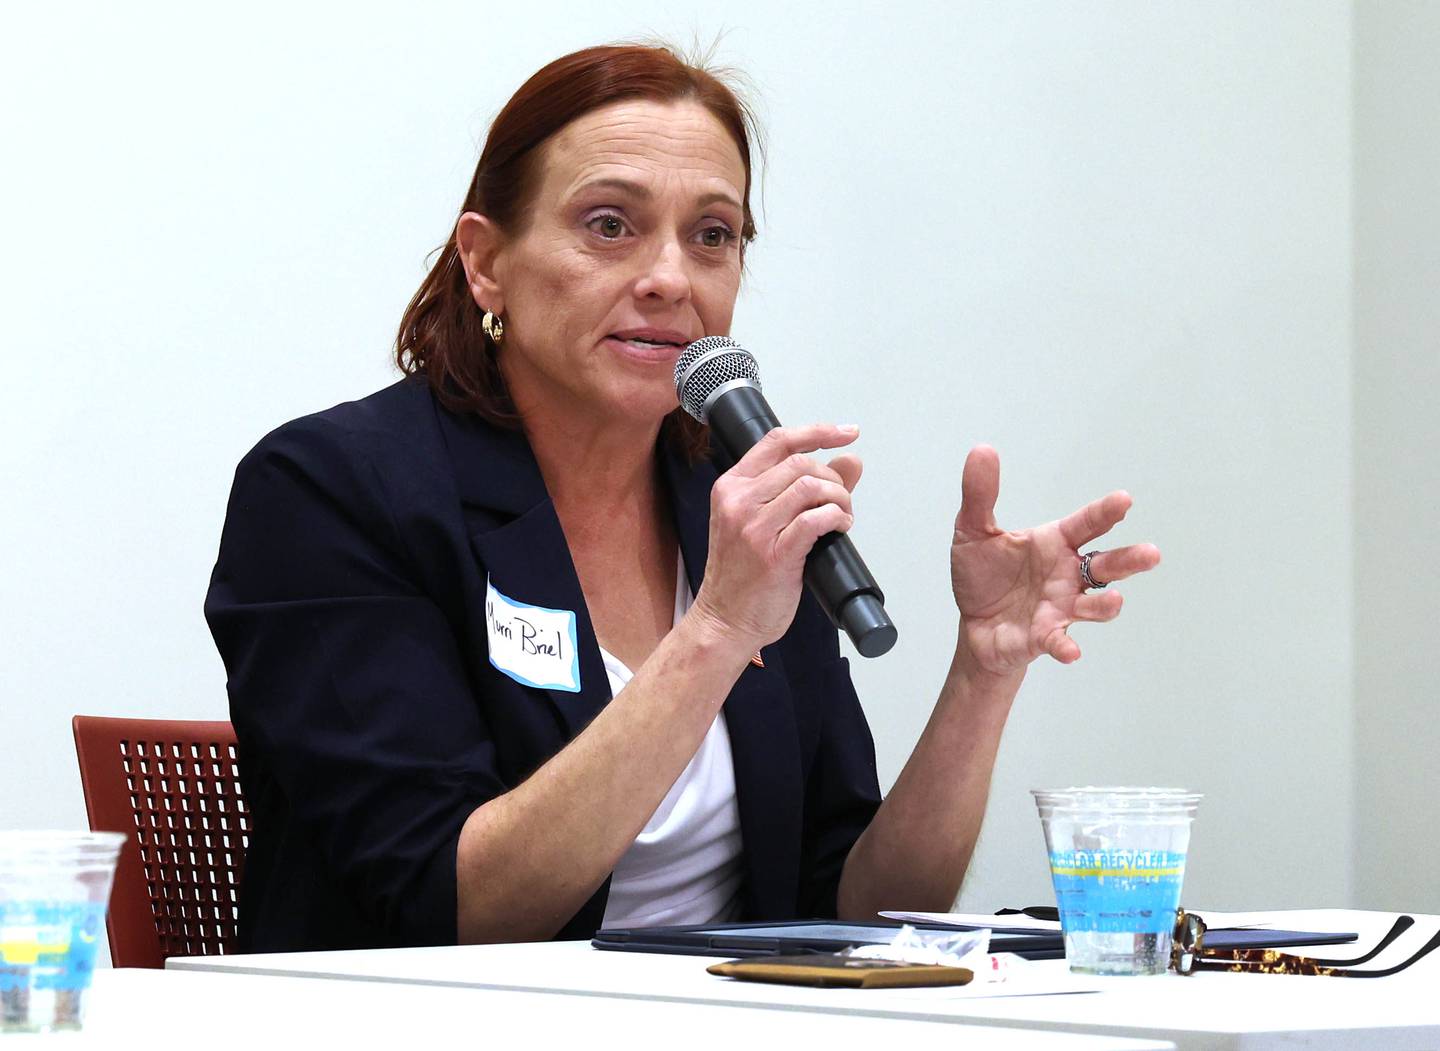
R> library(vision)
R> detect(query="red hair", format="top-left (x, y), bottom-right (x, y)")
top-left (394, 44), bottom-right (760, 459)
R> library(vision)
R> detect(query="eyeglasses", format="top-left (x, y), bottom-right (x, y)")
top-left (1171, 909), bottom-right (1440, 977)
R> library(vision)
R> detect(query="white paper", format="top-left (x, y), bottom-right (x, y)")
top-left (872, 967), bottom-right (1103, 1000)
top-left (879, 911), bottom-right (1061, 933)
top-left (1179, 909), bottom-right (1278, 929)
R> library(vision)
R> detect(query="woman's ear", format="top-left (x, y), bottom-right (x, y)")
top-left (456, 212), bottom-right (505, 314)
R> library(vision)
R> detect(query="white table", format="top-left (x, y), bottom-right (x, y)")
top-left (17, 967), bottom-right (1174, 1049)
top-left (168, 910), bottom-right (1440, 1050)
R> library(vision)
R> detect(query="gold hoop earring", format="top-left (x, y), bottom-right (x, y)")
top-left (481, 310), bottom-right (505, 347)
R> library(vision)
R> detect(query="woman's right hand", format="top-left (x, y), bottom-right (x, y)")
top-left (690, 424), bottom-right (864, 653)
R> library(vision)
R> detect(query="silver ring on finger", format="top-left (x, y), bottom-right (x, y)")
top-left (1080, 550), bottom-right (1108, 591)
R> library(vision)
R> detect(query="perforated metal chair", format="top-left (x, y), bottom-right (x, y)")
top-left (71, 716), bottom-right (249, 968)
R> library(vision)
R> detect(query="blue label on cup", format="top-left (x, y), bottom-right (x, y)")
top-left (0, 901), bottom-right (105, 992)
top-left (1048, 849), bottom-right (1186, 934)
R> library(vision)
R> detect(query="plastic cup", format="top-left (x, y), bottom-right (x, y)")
top-left (1032, 787), bottom-right (1201, 976)
top-left (0, 831), bottom-right (125, 1032)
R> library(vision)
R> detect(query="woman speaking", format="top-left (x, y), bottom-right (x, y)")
top-left (205, 43), bottom-right (1160, 952)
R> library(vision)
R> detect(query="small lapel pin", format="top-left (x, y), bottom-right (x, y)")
top-left (750, 651), bottom-right (765, 669)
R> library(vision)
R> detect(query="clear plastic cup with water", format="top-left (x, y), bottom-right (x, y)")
top-left (1032, 787), bottom-right (1201, 976)
top-left (0, 831), bottom-right (125, 1032)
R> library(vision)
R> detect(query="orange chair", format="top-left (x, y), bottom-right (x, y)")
top-left (72, 716), bottom-right (249, 968)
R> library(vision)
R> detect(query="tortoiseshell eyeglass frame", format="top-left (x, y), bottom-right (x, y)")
top-left (1171, 909), bottom-right (1440, 977)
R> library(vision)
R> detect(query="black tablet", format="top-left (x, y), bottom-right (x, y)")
top-left (591, 918), bottom-right (1358, 961)
top-left (592, 918), bottom-right (1066, 959)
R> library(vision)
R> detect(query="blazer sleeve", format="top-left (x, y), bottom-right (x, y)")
top-left (792, 617), bottom-right (883, 919)
top-left (204, 414), bottom-right (504, 946)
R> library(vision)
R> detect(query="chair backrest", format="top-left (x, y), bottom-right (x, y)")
top-left (71, 715), bottom-right (249, 969)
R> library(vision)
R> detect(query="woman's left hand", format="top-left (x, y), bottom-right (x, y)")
top-left (951, 445), bottom-right (1161, 676)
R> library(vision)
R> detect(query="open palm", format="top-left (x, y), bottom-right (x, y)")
top-left (951, 446), bottom-right (1161, 675)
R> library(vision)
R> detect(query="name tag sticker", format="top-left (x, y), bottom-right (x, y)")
top-left (484, 578), bottom-right (581, 693)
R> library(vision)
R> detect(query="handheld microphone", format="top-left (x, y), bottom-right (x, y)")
top-left (674, 336), bottom-right (898, 658)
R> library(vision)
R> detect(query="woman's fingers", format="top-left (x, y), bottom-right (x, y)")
top-left (700, 425), bottom-right (865, 651)
top-left (749, 450), bottom-right (852, 503)
top-left (1081, 544), bottom-right (1161, 586)
top-left (775, 503), bottom-right (853, 563)
top-left (1073, 590), bottom-right (1123, 622)
top-left (1044, 627), bottom-right (1081, 664)
top-left (707, 424), bottom-right (859, 579)
top-left (957, 445), bottom-right (1001, 535)
top-left (1056, 490), bottom-right (1135, 549)
top-left (732, 424), bottom-right (859, 478)
top-left (757, 474), bottom-right (853, 533)
top-left (826, 453), bottom-right (863, 493)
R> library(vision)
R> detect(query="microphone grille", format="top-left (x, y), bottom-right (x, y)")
top-left (674, 336), bottom-right (761, 422)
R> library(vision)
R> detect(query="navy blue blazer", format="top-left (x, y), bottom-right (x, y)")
top-left (205, 374), bottom-right (881, 952)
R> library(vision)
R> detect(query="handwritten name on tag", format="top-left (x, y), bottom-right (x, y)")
top-left (484, 578), bottom-right (581, 693)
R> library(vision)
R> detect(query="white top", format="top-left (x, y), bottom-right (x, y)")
top-left (598, 552), bottom-right (744, 929)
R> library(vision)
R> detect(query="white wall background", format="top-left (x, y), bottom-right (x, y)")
top-left (1, 0), bottom-right (1425, 924)
top-left (1352, 0), bottom-right (1440, 914)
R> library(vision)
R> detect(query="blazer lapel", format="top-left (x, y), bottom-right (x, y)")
top-left (660, 441), bottom-right (805, 919)
top-left (719, 658), bottom-right (804, 919)
top-left (434, 406), bottom-right (611, 740)
top-left (471, 509), bottom-right (613, 739)
top-left (658, 437), bottom-right (713, 601)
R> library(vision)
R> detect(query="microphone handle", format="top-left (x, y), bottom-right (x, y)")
top-left (706, 385), bottom-right (898, 658)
